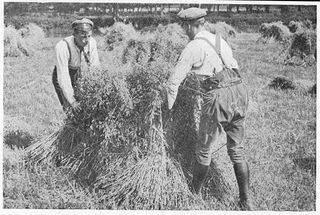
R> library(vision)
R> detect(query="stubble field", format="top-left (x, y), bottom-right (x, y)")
top-left (3, 28), bottom-right (316, 210)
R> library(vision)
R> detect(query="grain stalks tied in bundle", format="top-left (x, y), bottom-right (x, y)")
top-left (95, 91), bottom-right (205, 209)
top-left (258, 21), bottom-right (291, 45)
top-left (24, 66), bottom-right (206, 209)
top-left (282, 29), bottom-right (316, 66)
top-left (25, 69), bottom-right (133, 188)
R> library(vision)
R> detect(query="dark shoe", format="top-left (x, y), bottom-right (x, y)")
top-left (192, 161), bottom-right (209, 195)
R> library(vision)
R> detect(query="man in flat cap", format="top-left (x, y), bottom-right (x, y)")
top-left (165, 7), bottom-right (253, 210)
top-left (52, 18), bottom-right (101, 112)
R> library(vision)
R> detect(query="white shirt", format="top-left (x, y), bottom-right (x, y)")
top-left (166, 30), bottom-right (238, 109)
top-left (55, 35), bottom-right (100, 104)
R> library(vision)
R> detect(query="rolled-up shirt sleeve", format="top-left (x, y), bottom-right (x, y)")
top-left (221, 39), bottom-right (239, 69)
top-left (55, 42), bottom-right (76, 105)
top-left (166, 43), bottom-right (201, 109)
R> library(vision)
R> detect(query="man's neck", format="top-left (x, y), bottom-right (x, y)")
top-left (196, 26), bottom-right (206, 34)
top-left (193, 26), bottom-right (206, 38)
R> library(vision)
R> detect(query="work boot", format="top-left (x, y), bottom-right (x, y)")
top-left (233, 162), bottom-right (254, 211)
top-left (192, 161), bottom-right (209, 195)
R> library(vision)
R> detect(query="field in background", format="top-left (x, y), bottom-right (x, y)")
top-left (3, 28), bottom-right (316, 210)
top-left (4, 5), bottom-right (316, 37)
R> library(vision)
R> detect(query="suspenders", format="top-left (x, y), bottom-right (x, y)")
top-left (63, 38), bottom-right (91, 67)
top-left (52, 38), bottom-right (91, 109)
top-left (194, 34), bottom-right (241, 78)
top-left (195, 34), bottom-right (230, 70)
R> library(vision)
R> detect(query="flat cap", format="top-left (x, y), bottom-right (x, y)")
top-left (72, 18), bottom-right (94, 31)
top-left (177, 7), bottom-right (207, 22)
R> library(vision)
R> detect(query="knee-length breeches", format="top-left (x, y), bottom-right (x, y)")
top-left (195, 80), bottom-right (249, 166)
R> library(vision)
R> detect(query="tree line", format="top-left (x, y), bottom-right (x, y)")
top-left (4, 2), bottom-right (308, 17)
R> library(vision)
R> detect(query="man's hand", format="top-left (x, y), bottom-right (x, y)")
top-left (158, 83), bottom-right (175, 110)
top-left (168, 96), bottom-right (175, 110)
top-left (71, 101), bottom-right (82, 114)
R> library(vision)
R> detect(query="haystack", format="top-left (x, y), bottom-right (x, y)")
top-left (258, 21), bottom-right (291, 44)
top-left (288, 20), bottom-right (313, 33)
top-left (283, 29), bottom-right (316, 66)
top-left (26, 23), bottom-right (236, 209)
top-left (4, 23), bottom-right (47, 57)
top-left (4, 25), bottom-right (30, 57)
top-left (20, 23), bottom-right (47, 49)
top-left (205, 21), bottom-right (237, 41)
top-left (25, 64), bottom-right (207, 209)
top-left (122, 23), bottom-right (188, 66)
top-left (103, 22), bottom-right (139, 51)
top-left (259, 20), bottom-right (316, 66)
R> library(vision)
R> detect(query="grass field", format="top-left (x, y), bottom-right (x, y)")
top-left (3, 31), bottom-right (316, 210)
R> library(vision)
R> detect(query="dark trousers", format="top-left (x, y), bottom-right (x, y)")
top-left (195, 68), bottom-right (248, 166)
top-left (52, 66), bottom-right (80, 110)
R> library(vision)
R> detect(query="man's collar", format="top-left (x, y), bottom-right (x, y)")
top-left (193, 30), bottom-right (208, 40)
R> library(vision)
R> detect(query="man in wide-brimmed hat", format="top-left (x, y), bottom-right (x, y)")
top-left (165, 7), bottom-right (253, 210)
top-left (52, 18), bottom-right (101, 112)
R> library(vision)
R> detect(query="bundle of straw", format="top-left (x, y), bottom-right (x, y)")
top-left (288, 20), bottom-right (313, 33)
top-left (258, 21), bottom-right (291, 44)
top-left (26, 23), bottom-right (232, 209)
top-left (4, 23), bottom-right (48, 57)
top-left (25, 64), bottom-right (207, 209)
top-left (4, 25), bottom-right (30, 57)
top-left (122, 23), bottom-right (188, 66)
top-left (95, 90), bottom-right (206, 209)
top-left (20, 23), bottom-right (48, 50)
top-left (26, 68), bottom-right (134, 187)
top-left (205, 21), bottom-right (237, 42)
top-left (284, 29), bottom-right (316, 65)
top-left (103, 22), bottom-right (139, 51)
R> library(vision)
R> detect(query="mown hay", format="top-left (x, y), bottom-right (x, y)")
top-left (258, 21), bottom-right (291, 44)
top-left (25, 65), bottom-right (206, 208)
top-left (122, 23), bottom-right (188, 66)
top-left (95, 93), bottom-right (205, 209)
top-left (26, 69), bottom-right (133, 186)
top-left (205, 21), bottom-right (237, 41)
top-left (283, 29), bottom-right (316, 66)
top-left (26, 23), bottom-right (233, 209)
top-left (152, 23), bottom-right (189, 62)
top-left (103, 22), bottom-right (139, 51)
top-left (4, 23), bottom-right (47, 57)
top-left (288, 20), bottom-right (313, 33)
top-left (122, 39), bottom-right (153, 65)
top-left (4, 25), bottom-right (30, 57)
top-left (20, 23), bottom-right (47, 49)
top-left (259, 21), bottom-right (316, 66)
